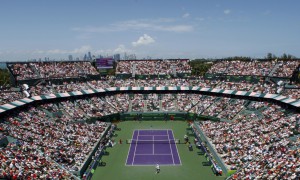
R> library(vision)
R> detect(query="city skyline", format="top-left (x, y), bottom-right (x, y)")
top-left (1, 0), bottom-right (300, 61)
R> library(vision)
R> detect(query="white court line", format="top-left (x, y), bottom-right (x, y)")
top-left (167, 130), bottom-right (175, 165)
top-left (170, 130), bottom-right (182, 165)
top-left (126, 129), bottom-right (182, 166)
top-left (135, 154), bottom-right (173, 156)
top-left (138, 129), bottom-right (170, 131)
top-left (125, 164), bottom-right (181, 167)
top-left (152, 134), bottom-right (154, 155)
top-left (125, 129), bottom-right (136, 166)
top-left (132, 130), bottom-right (139, 165)
top-left (137, 129), bottom-right (169, 135)
top-left (137, 135), bottom-right (169, 136)
top-left (137, 135), bottom-right (168, 141)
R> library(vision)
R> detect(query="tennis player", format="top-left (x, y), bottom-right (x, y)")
top-left (155, 164), bottom-right (160, 174)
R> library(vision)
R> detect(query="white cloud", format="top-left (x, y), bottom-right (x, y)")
top-left (46, 49), bottom-right (68, 54)
top-left (158, 25), bottom-right (193, 32)
top-left (32, 50), bottom-right (45, 54)
top-left (224, 9), bottom-right (231, 15)
top-left (29, 45), bottom-right (133, 58)
top-left (182, 13), bottom-right (190, 18)
top-left (32, 45), bottom-right (92, 55)
top-left (94, 44), bottom-right (133, 55)
top-left (72, 18), bottom-right (194, 33)
top-left (114, 44), bottom-right (130, 53)
top-left (70, 45), bottom-right (92, 54)
top-left (132, 34), bottom-right (155, 47)
top-left (1, 45), bottom-right (135, 61)
top-left (115, 20), bottom-right (194, 32)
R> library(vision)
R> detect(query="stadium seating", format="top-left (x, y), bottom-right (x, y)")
top-left (116, 59), bottom-right (191, 75)
top-left (7, 61), bottom-right (99, 81)
top-left (1, 59), bottom-right (299, 179)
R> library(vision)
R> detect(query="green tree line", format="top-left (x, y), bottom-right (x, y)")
top-left (0, 69), bottom-right (10, 87)
top-left (266, 53), bottom-right (297, 60)
top-left (189, 59), bottom-right (213, 76)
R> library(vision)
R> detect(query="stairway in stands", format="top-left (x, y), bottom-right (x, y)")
top-left (29, 63), bottom-right (42, 79)
top-left (268, 62), bottom-right (281, 77)
top-left (128, 100), bottom-right (133, 112)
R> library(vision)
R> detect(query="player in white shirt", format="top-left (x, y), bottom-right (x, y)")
top-left (155, 164), bottom-right (160, 174)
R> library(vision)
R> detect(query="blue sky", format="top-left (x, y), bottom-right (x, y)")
top-left (0, 0), bottom-right (300, 61)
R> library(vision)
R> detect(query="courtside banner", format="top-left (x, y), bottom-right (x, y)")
top-left (211, 88), bottom-right (222, 93)
top-left (222, 89), bottom-right (234, 94)
top-left (56, 92), bottom-right (71, 98)
top-left (235, 91), bottom-right (247, 96)
top-left (1, 103), bottom-right (16, 110)
top-left (9, 100), bottom-right (25, 106)
top-left (167, 86), bottom-right (177, 91)
top-left (291, 100), bottom-right (300, 107)
top-left (199, 87), bottom-right (211, 92)
top-left (281, 97), bottom-right (297, 104)
top-left (120, 87), bottom-right (129, 91)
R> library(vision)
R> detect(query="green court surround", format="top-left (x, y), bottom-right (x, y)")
top-left (92, 121), bottom-right (226, 180)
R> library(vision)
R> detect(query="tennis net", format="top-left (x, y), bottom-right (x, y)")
top-left (126, 139), bottom-right (180, 144)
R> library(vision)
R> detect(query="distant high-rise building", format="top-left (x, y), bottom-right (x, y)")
top-left (68, 55), bottom-right (73, 61)
top-left (43, 57), bottom-right (50, 61)
top-left (113, 54), bottom-right (121, 61)
top-left (88, 52), bottom-right (92, 60)
top-left (83, 54), bottom-right (87, 61)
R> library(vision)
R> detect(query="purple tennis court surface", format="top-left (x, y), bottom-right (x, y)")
top-left (126, 129), bottom-right (181, 166)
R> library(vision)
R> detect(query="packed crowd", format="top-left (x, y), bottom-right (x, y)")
top-left (207, 60), bottom-right (231, 74)
top-left (189, 96), bottom-right (217, 114)
top-left (208, 59), bottom-right (299, 77)
top-left (4, 59), bottom-right (300, 107)
top-left (198, 102), bottom-right (300, 179)
top-left (282, 88), bottom-right (300, 99)
top-left (35, 61), bottom-right (98, 78)
top-left (0, 90), bottom-right (23, 105)
top-left (0, 141), bottom-right (73, 179)
top-left (177, 94), bottom-right (203, 112)
top-left (0, 90), bottom-right (299, 179)
top-left (0, 103), bottom-right (109, 178)
top-left (116, 59), bottom-right (191, 75)
top-left (7, 63), bottom-right (40, 80)
top-left (146, 94), bottom-right (160, 112)
top-left (1, 76), bottom-right (299, 120)
top-left (226, 60), bottom-right (276, 76)
top-left (161, 94), bottom-right (177, 111)
top-left (217, 99), bottom-right (246, 120)
top-left (7, 61), bottom-right (99, 81)
top-left (202, 97), bottom-right (231, 117)
top-left (273, 60), bottom-right (300, 77)
top-left (1, 59), bottom-right (300, 179)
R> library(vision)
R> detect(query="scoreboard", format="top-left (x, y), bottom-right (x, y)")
top-left (96, 58), bottom-right (114, 69)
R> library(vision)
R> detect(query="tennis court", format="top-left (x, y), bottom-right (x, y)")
top-left (92, 121), bottom-right (225, 180)
top-left (126, 129), bottom-right (181, 166)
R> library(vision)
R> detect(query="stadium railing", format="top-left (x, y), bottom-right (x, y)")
top-left (74, 123), bottom-right (111, 177)
top-left (192, 122), bottom-right (229, 176)
top-left (1, 86), bottom-right (300, 116)
top-left (0, 136), bottom-right (8, 147)
top-left (115, 73), bottom-right (191, 80)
